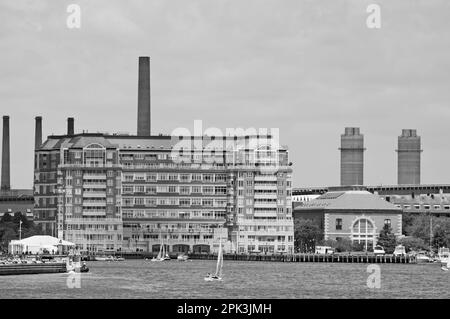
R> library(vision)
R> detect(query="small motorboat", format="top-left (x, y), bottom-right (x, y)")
top-left (80, 263), bottom-right (89, 273)
top-left (177, 254), bottom-right (188, 261)
top-left (204, 274), bottom-right (222, 282)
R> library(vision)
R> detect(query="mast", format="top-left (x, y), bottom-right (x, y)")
top-left (430, 215), bottom-right (433, 254)
top-left (157, 230), bottom-right (163, 259)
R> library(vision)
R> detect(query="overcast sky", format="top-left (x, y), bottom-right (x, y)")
top-left (1, 0), bottom-right (450, 189)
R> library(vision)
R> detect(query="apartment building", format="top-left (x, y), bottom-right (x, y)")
top-left (34, 132), bottom-right (294, 254)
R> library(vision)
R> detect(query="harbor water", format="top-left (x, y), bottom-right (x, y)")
top-left (0, 260), bottom-right (449, 299)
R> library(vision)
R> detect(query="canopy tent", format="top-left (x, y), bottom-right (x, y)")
top-left (8, 235), bottom-right (75, 255)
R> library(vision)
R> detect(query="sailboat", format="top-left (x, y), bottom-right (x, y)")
top-left (441, 248), bottom-right (450, 271)
top-left (204, 239), bottom-right (223, 281)
top-left (151, 232), bottom-right (168, 262)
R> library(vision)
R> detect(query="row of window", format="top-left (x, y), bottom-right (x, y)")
top-left (122, 210), bottom-right (223, 219)
top-left (122, 185), bottom-right (227, 195)
top-left (334, 218), bottom-right (391, 230)
top-left (122, 197), bottom-right (227, 207)
top-left (123, 173), bottom-right (227, 183)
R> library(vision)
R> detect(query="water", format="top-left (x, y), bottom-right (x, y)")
top-left (0, 260), bottom-right (449, 298)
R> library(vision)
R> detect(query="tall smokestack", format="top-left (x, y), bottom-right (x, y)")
top-left (1, 116), bottom-right (10, 191)
top-left (35, 116), bottom-right (42, 149)
top-left (137, 56), bottom-right (151, 136)
top-left (339, 127), bottom-right (365, 186)
top-left (397, 129), bottom-right (422, 185)
top-left (67, 117), bottom-right (74, 136)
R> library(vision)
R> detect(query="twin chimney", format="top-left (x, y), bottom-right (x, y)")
top-left (1, 116), bottom-right (10, 191)
top-left (137, 56), bottom-right (151, 136)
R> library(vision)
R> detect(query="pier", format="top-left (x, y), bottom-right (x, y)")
top-left (89, 252), bottom-right (418, 264)
top-left (0, 262), bottom-right (67, 276)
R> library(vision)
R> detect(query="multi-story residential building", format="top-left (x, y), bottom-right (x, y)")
top-left (34, 132), bottom-right (294, 255)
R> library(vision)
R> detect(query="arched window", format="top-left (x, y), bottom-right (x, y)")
top-left (351, 218), bottom-right (375, 250)
top-left (83, 144), bottom-right (106, 167)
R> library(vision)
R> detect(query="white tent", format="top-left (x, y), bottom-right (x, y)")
top-left (8, 235), bottom-right (75, 254)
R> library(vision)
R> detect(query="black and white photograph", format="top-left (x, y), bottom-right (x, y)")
top-left (0, 0), bottom-right (449, 307)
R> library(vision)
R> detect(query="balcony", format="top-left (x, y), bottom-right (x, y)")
top-left (254, 175), bottom-right (277, 182)
top-left (83, 192), bottom-right (107, 198)
top-left (82, 201), bottom-right (106, 207)
top-left (82, 211), bottom-right (107, 217)
top-left (253, 212), bottom-right (278, 218)
top-left (83, 174), bottom-right (106, 180)
top-left (254, 193), bottom-right (278, 200)
top-left (254, 202), bottom-right (277, 208)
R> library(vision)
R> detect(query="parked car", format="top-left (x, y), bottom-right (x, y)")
top-left (373, 245), bottom-right (386, 255)
top-left (393, 245), bottom-right (406, 257)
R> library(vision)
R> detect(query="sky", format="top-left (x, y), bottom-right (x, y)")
top-left (1, 0), bottom-right (450, 189)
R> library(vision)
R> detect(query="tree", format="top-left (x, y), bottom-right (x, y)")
top-left (398, 237), bottom-right (427, 252)
top-left (377, 224), bottom-right (397, 254)
top-left (432, 218), bottom-right (450, 248)
top-left (319, 238), bottom-right (353, 252)
top-left (402, 212), bottom-right (414, 236)
top-left (0, 212), bottom-right (12, 223)
top-left (294, 219), bottom-right (323, 253)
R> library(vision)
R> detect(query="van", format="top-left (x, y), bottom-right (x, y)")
top-left (315, 246), bottom-right (334, 255)
top-left (393, 245), bottom-right (406, 257)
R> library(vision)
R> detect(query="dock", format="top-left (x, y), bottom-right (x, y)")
top-left (187, 253), bottom-right (416, 264)
top-left (87, 252), bottom-right (417, 264)
top-left (0, 263), bottom-right (67, 276)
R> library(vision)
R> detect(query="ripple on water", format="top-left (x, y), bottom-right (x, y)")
top-left (1, 260), bottom-right (449, 298)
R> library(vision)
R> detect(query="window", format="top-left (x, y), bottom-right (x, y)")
top-left (191, 186), bottom-right (201, 193)
top-left (180, 186), bottom-right (190, 195)
top-left (351, 218), bottom-right (375, 250)
top-left (203, 174), bottom-right (213, 182)
top-left (384, 219), bottom-right (391, 227)
top-left (336, 218), bottom-right (342, 230)
top-left (180, 174), bottom-right (191, 182)
top-left (179, 199), bottom-right (190, 207)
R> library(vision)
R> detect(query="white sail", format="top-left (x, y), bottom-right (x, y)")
top-left (215, 240), bottom-right (223, 277)
top-left (157, 232), bottom-right (163, 259)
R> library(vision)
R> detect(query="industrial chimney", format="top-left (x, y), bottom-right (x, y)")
top-left (67, 117), bottom-right (74, 136)
top-left (339, 127), bottom-right (365, 186)
top-left (396, 129), bottom-right (422, 185)
top-left (137, 56), bottom-right (151, 136)
top-left (35, 116), bottom-right (42, 149)
top-left (1, 116), bottom-right (10, 191)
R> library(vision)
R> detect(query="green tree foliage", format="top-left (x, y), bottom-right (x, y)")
top-left (405, 214), bottom-right (450, 250)
top-left (377, 224), bottom-right (397, 254)
top-left (351, 241), bottom-right (365, 252)
top-left (0, 212), bottom-right (42, 252)
top-left (432, 218), bottom-right (450, 249)
top-left (319, 238), bottom-right (353, 252)
top-left (402, 212), bottom-right (414, 236)
top-left (398, 237), bottom-right (427, 252)
top-left (294, 219), bottom-right (323, 253)
top-left (405, 213), bottom-right (432, 245)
